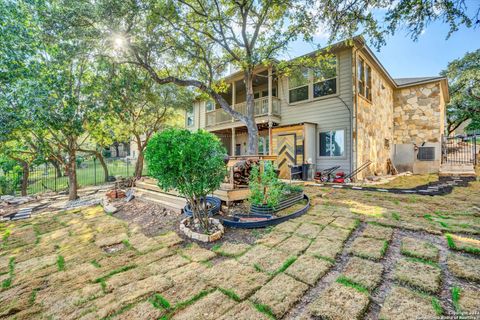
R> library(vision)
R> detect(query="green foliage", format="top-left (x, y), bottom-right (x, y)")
top-left (218, 288), bottom-right (241, 302)
top-left (149, 293), bottom-right (171, 310)
top-left (145, 129), bottom-right (226, 231)
top-left (451, 286), bottom-right (461, 313)
top-left (249, 162), bottom-right (303, 208)
top-left (276, 256), bottom-right (297, 274)
top-left (441, 49), bottom-right (480, 134)
top-left (253, 303), bottom-right (276, 320)
top-left (336, 276), bottom-right (369, 294)
top-left (57, 255), bottom-right (65, 271)
top-left (431, 297), bottom-right (443, 316)
top-left (94, 265), bottom-right (137, 284)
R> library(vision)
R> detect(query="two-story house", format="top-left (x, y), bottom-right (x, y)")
top-left (185, 36), bottom-right (449, 179)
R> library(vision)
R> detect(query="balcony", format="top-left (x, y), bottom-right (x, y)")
top-left (206, 96), bottom-right (281, 127)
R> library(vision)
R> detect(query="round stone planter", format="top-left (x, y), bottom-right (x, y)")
top-left (179, 217), bottom-right (224, 242)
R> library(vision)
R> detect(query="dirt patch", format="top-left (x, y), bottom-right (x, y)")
top-left (102, 243), bottom-right (126, 254)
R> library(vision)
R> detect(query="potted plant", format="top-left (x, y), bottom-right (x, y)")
top-left (145, 129), bottom-right (227, 242)
top-left (249, 162), bottom-right (304, 215)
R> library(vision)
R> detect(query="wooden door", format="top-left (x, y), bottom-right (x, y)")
top-left (277, 134), bottom-right (296, 178)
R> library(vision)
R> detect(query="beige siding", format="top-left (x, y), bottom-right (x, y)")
top-left (277, 48), bottom-right (353, 173)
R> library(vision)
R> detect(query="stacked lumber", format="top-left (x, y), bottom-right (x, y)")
top-left (232, 159), bottom-right (259, 186)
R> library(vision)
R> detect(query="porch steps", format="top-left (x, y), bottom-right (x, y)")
top-left (134, 178), bottom-right (186, 214)
top-left (439, 164), bottom-right (476, 177)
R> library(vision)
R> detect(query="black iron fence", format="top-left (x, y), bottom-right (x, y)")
top-left (0, 157), bottom-right (144, 196)
top-left (442, 133), bottom-right (479, 165)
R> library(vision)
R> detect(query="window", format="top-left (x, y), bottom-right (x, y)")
top-left (313, 58), bottom-right (337, 98)
top-left (254, 92), bottom-right (260, 99)
top-left (319, 130), bottom-right (345, 157)
top-left (358, 57), bottom-right (372, 100)
top-left (186, 108), bottom-right (194, 127)
top-left (289, 68), bottom-right (309, 103)
top-left (258, 136), bottom-right (270, 155)
top-left (289, 57), bottom-right (337, 104)
top-left (261, 88), bottom-right (277, 97)
top-left (205, 100), bottom-right (215, 112)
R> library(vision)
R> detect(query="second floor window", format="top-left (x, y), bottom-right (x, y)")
top-left (358, 57), bottom-right (372, 100)
top-left (186, 108), bottom-right (194, 127)
top-left (288, 56), bottom-right (338, 104)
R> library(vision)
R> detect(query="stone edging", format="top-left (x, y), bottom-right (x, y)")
top-left (179, 217), bottom-right (224, 242)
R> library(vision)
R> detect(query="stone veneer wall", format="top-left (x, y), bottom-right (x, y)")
top-left (355, 61), bottom-right (395, 178)
top-left (393, 83), bottom-right (444, 144)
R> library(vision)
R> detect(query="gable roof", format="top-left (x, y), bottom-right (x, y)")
top-left (394, 77), bottom-right (446, 87)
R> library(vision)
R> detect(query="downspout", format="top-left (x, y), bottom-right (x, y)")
top-left (335, 95), bottom-right (353, 174)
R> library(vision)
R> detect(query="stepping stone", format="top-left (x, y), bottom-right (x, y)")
top-left (379, 286), bottom-right (439, 320)
top-left (285, 254), bottom-right (332, 286)
top-left (173, 290), bottom-right (236, 320)
top-left (400, 237), bottom-right (439, 262)
top-left (361, 224), bottom-right (393, 241)
top-left (447, 254), bottom-right (480, 282)
top-left (308, 282), bottom-right (369, 320)
top-left (394, 259), bottom-right (441, 294)
top-left (250, 273), bottom-right (308, 318)
top-left (341, 257), bottom-right (384, 290)
top-left (349, 237), bottom-right (388, 261)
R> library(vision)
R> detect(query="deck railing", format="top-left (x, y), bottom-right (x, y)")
top-left (206, 96), bottom-right (280, 127)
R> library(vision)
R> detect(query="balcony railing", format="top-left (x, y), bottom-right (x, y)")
top-left (206, 96), bottom-right (280, 127)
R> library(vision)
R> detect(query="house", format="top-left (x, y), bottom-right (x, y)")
top-left (185, 37), bottom-right (449, 179)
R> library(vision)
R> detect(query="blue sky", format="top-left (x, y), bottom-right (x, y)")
top-left (284, 5), bottom-right (479, 79)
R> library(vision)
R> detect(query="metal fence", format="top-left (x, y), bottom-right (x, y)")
top-left (0, 157), bottom-right (143, 196)
top-left (442, 134), bottom-right (479, 165)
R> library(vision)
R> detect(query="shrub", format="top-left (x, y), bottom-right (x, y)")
top-left (145, 129), bottom-right (227, 233)
top-left (249, 161), bottom-right (303, 208)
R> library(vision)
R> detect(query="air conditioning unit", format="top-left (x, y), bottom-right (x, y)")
top-left (417, 147), bottom-right (435, 161)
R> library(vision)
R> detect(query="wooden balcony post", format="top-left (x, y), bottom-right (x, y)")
top-left (268, 67), bottom-right (273, 116)
top-left (231, 81), bottom-right (236, 122)
top-left (231, 127), bottom-right (236, 156)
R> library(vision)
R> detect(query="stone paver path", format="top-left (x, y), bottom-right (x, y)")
top-left (1, 185), bottom-right (480, 319)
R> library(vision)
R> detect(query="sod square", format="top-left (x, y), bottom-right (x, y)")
top-left (179, 243), bottom-right (216, 262)
top-left (218, 301), bottom-right (270, 320)
top-left (379, 286), bottom-right (438, 320)
top-left (457, 288), bottom-right (480, 314)
top-left (212, 242), bottom-right (250, 257)
top-left (317, 225), bottom-right (351, 242)
top-left (285, 254), bottom-right (332, 286)
top-left (400, 237), bottom-right (439, 262)
top-left (162, 273), bottom-right (212, 306)
top-left (152, 231), bottom-right (184, 248)
top-left (250, 273), bottom-right (308, 318)
top-left (394, 258), bottom-right (441, 294)
top-left (172, 290), bottom-right (237, 320)
top-left (273, 221), bottom-right (301, 234)
top-left (341, 257), bottom-right (384, 290)
top-left (202, 259), bottom-right (269, 300)
top-left (362, 224), bottom-right (393, 241)
top-left (447, 254), bottom-right (480, 282)
top-left (238, 245), bottom-right (292, 274)
top-left (308, 282), bottom-right (370, 320)
top-left (447, 234), bottom-right (480, 255)
top-left (255, 231), bottom-right (290, 247)
top-left (295, 223), bottom-right (322, 239)
top-left (275, 235), bottom-right (311, 256)
top-left (349, 237), bottom-right (388, 261)
top-left (115, 300), bottom-right (165, 320)
top-left (331, 217), bottom-right (359, 230)
top-left (310, 215), bottom-right (335, 226)
top-left (306, 238), bottom-right (344, 260)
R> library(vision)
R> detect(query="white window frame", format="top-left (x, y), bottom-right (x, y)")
top-left (186, 108), bottom-right (195, 127)
top-left (357, 56), bottom-right (372, 101)
top-left (288, 55), bottom-right (339, 105)
top-left (205, 100), bottom-right (215, 113)
top-left (318, 128), bottom-right (347, 158)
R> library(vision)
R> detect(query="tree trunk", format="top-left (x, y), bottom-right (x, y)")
top-left (51, 160), bottom-right (63, 178)
top-left (244, 70), bottom-right (259, 155)
top-left (96, 152), bottom-right (109, 182)
top-left (134, 152), bottom-right (144, 179)
top-left (20, 161), bottom-right (29, 196)
top-left (67, 149), bottom-right (78, 200)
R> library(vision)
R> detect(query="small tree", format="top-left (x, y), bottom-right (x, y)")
top-left (145, 129), bottom-right (227, 232)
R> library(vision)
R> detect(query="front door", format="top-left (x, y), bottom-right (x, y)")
top-left (277, 134), bottom-right (296, 178)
